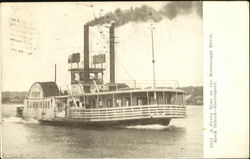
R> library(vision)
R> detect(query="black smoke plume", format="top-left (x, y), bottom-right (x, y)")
top-left (86, 1), bottom-right (202, 26)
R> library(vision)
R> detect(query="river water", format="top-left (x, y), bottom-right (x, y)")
top-left (1, 104), bottom-right (203, 158)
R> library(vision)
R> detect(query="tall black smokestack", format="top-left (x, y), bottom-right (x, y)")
top-left (84, 25), bottom-right (90, 92)
top-left (109, 23), bottom-right (115, 83)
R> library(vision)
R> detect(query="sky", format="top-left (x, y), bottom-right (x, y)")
top-left (1, 2), bottom-right (203, 91)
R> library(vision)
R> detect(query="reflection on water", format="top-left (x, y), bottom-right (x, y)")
top-left (2, 104), bottom-right (202, 158)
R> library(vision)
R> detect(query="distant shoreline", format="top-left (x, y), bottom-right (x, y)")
top-left (2, 102), bottom-right (24, 104)
top-left (2, 86), bottom-right (203, 105)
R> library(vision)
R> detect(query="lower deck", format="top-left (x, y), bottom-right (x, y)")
top-left (67, 104), bottom-right (186, 121)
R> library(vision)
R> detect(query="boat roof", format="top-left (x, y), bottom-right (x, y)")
top-left (27, 81), bottom-right (59, 98)
top-left (54, 88), bottom-right (186, 99)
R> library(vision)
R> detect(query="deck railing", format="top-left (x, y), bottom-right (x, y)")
top-left (68, 105), bottom-right (186, 121)
top-left (116, 80), bottom-right (179, 89)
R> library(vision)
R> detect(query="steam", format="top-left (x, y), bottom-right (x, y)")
top-left (86, 1), bottom-right (202, 26)
top-left (160, 1), bottom-right (202, 20)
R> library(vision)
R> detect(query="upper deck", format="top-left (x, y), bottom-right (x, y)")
top-left (53, 87), bottom-right (186, 110)
top-left (57, 87), bottom-right (186, 98)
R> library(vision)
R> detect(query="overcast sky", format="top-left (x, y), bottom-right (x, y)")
top-left (1, 2), bottom-right (203, 91)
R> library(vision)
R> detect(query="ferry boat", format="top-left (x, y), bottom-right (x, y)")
top-left (19, 23), bottom-right (186, 127)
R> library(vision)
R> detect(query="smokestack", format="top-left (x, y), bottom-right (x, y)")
top-left (84, 25), bottom-right (90, 81)
top-left (83, 25), bottom-right (90, 92)
top-left (110, 23), bottom-right (115, 83)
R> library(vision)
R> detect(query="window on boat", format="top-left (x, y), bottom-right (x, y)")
top-left (149, 97), bottom-right (157, 105)
top-left (165, 93), bottom-right (173, 104)
top-left (157, 97), bottom-right (164, 104)
top-left (69, 101), bottom-right (74, 107)
top-left (125, 98), bottom-right (130, 106)
top-left (156, 92), bottom-right (164, 104)
top-left (99, 100), bottom-right (103, 107)
top-left (137, 97), bottom-right (147, 106)
top-left (165, 92), bottom-right (184, 105)
top-left (80, 96), bottom-right (86, 107)
top-left (85, 98), bottom-right (91, 108)
top-left (107, 99), bottom-right (112, 107)
top-left (76, 101), bottom-right (80, 107)
top-left (80, 96), bottom-right (84, 102)
top-left (81, 103), bottom-right (85, 107)
top-left (137, 98), bottom-right (142, 105)
top-left (147, 92), bottom-right (156, 105)
top-left (80, 73), bottom-right (84, 81)
top-left (116, 98), bottom-right (122, 107)
top-left (176, 94), bottom-right (184, 105)
top-left (91, 98), bottom-right (96, 108)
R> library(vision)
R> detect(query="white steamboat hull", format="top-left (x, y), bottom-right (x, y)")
top-left (37, 105), bottom-right (186, 127)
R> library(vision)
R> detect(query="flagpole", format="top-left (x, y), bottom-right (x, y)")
top-left (151, 24), bottom-right (157, 101)
top-left (151, 24), bottom-right (156, 89)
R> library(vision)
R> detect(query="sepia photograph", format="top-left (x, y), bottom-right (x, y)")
top-left (0, 1), bottom-right (219, 158)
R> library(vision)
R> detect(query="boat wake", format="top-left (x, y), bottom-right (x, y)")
top-left (2, 116), bottom-right (40, 124)
top-left (125, 124), bottom-right (175, 130)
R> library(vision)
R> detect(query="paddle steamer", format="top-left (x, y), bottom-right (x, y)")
top-left (20, 23), bottom-right (186, 126)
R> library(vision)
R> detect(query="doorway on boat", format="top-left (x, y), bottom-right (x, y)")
top-left (55, 98), bottom-right (67, 118)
